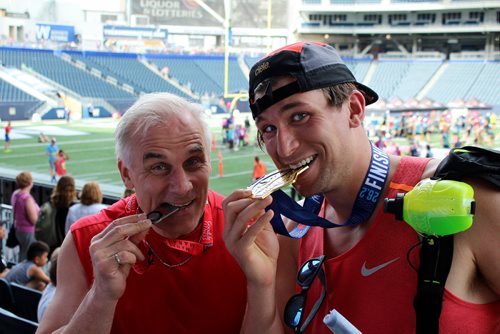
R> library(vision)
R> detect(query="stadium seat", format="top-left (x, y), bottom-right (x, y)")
top-left (0, 278), bottom-right (16, 313)
top-left (0, 307), bottom-right (38, 334)
top-left (9, 283), bottom-right (43, 322)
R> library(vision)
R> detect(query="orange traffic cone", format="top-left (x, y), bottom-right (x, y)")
top-left (211, 133), bottom-right (217, 152)
top-left (218, 150), bottom-right (224, 177)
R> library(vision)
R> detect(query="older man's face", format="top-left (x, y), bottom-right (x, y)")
top-left (118, 112), bottom-right (211, 237)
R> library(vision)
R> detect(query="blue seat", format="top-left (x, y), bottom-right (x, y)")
top-left (9, 282), bottom-right (42, 322)
top-left (0, 307), bottom-right (38, 334)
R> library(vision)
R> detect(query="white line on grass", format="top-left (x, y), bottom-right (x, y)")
top-left (9, 137), bottom-right (115, 149)
top-left (78, 170), bottom-right (121, 179)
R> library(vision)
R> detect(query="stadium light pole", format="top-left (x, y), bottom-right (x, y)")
top-left (267, 0), bottom-right (272, 52)
top-left (223, 0), bottom-right (232, 98)
top-left (193, 0), bottom-right (247, 101)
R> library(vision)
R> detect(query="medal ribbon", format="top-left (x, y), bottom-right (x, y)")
top-left (162, 204), bottom-right (214, 255)
top-left (129, 195), bottom-right (214, 255)
top-left (266, 142), bottom-right (390, 238)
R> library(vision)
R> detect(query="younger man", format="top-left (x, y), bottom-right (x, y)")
top-left (223, 42), bottom-right (499, 333)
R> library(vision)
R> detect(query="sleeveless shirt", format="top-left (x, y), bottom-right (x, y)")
top-left (11, 191), bottom-right (39, 233)
top-left (5, 260), bottom-right (36, 285)
top-left (298, 156), bottom-right (500, 333)
top-left (71, 191), bottom-right (247, 334)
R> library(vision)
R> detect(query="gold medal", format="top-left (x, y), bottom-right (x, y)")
top-left (248, 165), bottom-right (309, 199)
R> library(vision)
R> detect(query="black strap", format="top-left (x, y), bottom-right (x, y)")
top-left (414, 145), bottom-right (499, 333)
top-left (250, 81), bottom-right (300, 117)
top-left (414, 235), bottom-right (454, 334)
top-left (433, 146), bottom-right (500, 186)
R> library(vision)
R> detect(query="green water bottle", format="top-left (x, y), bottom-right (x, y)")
top-left (384, 178), bottom-right (476, 236)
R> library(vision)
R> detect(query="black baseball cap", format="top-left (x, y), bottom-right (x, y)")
top-left (249, 41), bottom-right (378, 119)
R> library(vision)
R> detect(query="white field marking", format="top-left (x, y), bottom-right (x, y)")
top-left (91, 178), bottom-right (115, 183)
top-left (15, 125), bottom-right (88, 136)
top-left (1, 145), bottom-right (116, 161)
top-left (0, 132), bottom-right (32, 140)
top-left (4, 137), bottom-right (115, 149)
top-left (78, 166), bottom-right (257, 182)
top-left (78, 170), bottom-right (121, 179)
top-left (209, 169), bottom-right (257, 180)
top-left (29, 156), bottom-right (117, 169)
top-left (76, 122), bottom-right (117, 129)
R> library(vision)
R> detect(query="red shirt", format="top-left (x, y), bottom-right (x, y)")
top-left (299, 157), bottom-right (500, 333)
top-left (253, 160), bottom-right (267, 179)
top-left (71, 191), bottom-right (247, 334)
top-left (55, 157), bottom-right (66, 176)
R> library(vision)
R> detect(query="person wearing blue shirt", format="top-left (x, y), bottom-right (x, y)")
top-left (46, 138), bottom-right (59, 183)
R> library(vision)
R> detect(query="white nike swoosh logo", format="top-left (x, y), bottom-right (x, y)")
top-left (361, 257), bottom-right (400, 277)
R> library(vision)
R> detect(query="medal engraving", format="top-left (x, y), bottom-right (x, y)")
top-left (249, 165), bottom-right (309, 199)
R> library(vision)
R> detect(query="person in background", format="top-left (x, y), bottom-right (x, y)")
top-left (65, 181), bottom-right (107, 234)
top-left (5, 241), bottom-right (50, 291)
top-left (11, 171), bottom-right (40, 261)
top-left (38, 132), bottom-right (49, 143)
top-left (374, 134), bottom-right (386, 150)
top-left (223, 42), bottom-right (500, 334)
top-left (46, 138), bottom-right (59, 183)
top-left (38, 247), bottom-right (60, 322)
top-left (425, 143), bottom-right (434, 158)
top-left (252, 155), bottom-right (267, 182)
top-left (65, 107), bottom-right (71, 123)
top-left (37, 92), bottom-right (247, 334)
top-left (122, 188), bottom-right (135, 198)
top-left (409, 138), bottom-right (420, 156)
top-left (50, 176), bottom-right (78, 249)
top-left (0, 221), bottom-right (10, 278)
top-left (55, 149), bottom-right (68, 177)
top-left (4, 121), bottom-right (12, 153)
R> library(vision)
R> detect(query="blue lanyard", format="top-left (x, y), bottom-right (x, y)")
top-left (266, 142), bottom-right (390, 238)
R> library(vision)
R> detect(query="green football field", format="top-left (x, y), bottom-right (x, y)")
top-left (0, 117), bottom-right (275, 197)
top-left (2, 115), bottom-right (499, 198)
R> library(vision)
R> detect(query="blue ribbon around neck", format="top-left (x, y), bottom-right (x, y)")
top-left (266, 142), bottom-right (390, 238)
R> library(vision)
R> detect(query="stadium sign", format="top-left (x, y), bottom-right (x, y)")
top-left (131, 0), bottom-right (287, 28)
top-left (103, 25), bottom-right (168, 39)
top-left (36, 23), bottom-right (75, 42)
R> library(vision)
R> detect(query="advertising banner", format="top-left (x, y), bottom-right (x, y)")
top-left (36, 23), bottom-right (75, 42)
top-left (103, 25), bottom-right (168, 39)
top-left (131, 0), bottom-right (288, 28)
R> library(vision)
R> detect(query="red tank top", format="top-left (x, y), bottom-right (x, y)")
top-left (71, 191), bottom-right (247, 334)
top-left (298, 156), bottom-right (500, 333)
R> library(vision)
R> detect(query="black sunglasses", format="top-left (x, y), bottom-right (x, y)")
top-left (284, 255), bottom-right (327, 334)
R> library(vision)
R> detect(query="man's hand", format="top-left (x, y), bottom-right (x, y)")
top-left (89, 214), bottom-right (151, 300)
top-left (223, 189), bottom-right (279, 287)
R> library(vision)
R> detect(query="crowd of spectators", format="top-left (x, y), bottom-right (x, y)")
top-left (1, 172), bottom-right (116, 325)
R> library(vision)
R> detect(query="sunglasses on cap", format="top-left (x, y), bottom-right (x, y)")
top-left (284, 255), bottom-right (327, 334)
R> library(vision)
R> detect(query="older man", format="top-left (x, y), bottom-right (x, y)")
top-left (37, 93), bottom-right (247, 333)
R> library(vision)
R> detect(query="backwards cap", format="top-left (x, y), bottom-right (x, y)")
top-left (248, 41), bottom-right (378, 119)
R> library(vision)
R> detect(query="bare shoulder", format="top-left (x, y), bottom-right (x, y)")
top-left (447, 177), bottom-right (500, 303)
top-left (421, 157), bottom-right (441, 179)
top-left (36, 233), bottom-right (89, 333)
